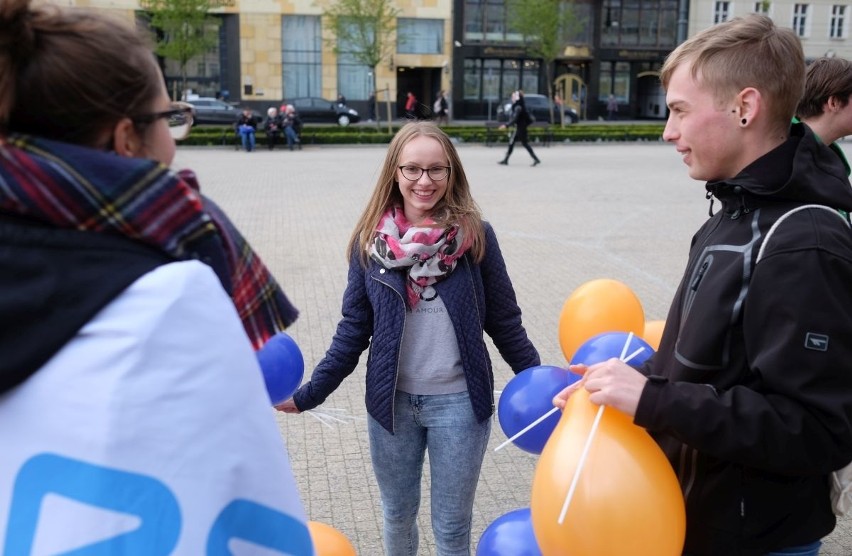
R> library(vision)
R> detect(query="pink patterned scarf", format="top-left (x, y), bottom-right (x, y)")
top-left (370, 206), bottom-right (468, 307)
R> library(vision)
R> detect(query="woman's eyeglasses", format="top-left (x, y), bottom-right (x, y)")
top-left (131, 102), bottom-right (194, 140)
top-left (398, 165), bottom-right (451, 181)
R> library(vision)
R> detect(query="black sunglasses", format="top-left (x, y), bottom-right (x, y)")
top-left (130, 102), bottom-right (194, 139)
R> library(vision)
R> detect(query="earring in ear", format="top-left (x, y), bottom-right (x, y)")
top-left (741, 118), bottom-right (747, 126)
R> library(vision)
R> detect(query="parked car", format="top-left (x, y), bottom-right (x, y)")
top-left (496, 93), bottom-right (579, 124)
top-left (185, 97), bottom-right (262, 126)
top-left (289, 97), bottom-right (360, 126)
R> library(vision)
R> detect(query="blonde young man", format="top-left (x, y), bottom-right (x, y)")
top-left (555, 15), bottom-right (852, 555)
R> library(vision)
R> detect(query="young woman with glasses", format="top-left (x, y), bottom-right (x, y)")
top-left (0, 0), bottom-right (308, 550)
top-left (276, 121), bottom-right (540, 555)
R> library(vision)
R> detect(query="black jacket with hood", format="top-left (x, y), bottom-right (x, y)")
top-left (635, 122), bottom-right (852, 554)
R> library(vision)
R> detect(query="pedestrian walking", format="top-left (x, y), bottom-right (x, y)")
top-left (498, 90), bottom-right (541, 166)
top-left (368, 90), bottom-right (377, 122)
top-left (606, 94), bottom-right (619, 120)
top-left (405, 91), bottom-right (418, 119)
top-left (433, 90), bottom-right (449, 125)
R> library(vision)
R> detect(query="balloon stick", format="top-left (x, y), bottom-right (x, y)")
top-left (556, 331), bottom-right (642, 524)
top-left (494, 406), bottom-right (559, 452)
top-left (619, 331), bottom-right (635, 360)
top-left (558, 403), bottom-right (605, 524)
top-left (622, 346), bottom-right (646, 364)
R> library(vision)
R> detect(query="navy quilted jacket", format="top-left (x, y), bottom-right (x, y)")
top-left (292, 222), bottom-right (540, 433)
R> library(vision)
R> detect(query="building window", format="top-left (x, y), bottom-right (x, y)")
top-left (282, 15), bottom-right (322, 99)
top-left (522, 60), bottom-right (540, 94)
top-left (397, 18), bottom-right (444, 54)
top-left (464, 0), bottom-right (484, 41)
top-left (830, 5), bottom-right (846, 38)
top-left (464, 0), bottom-right (524, 43)
top-left (714, 1), bottom-right (731, 23)
top-left (462, 58), bottom-right (539, 102)
top-left (567, 1), bottom-right (595, 45)
top-left (484, 0), bottom-right (506, 40)
top-left (792, 4), bottom-right (809, 37)
top-left (159, 18), bottom-right (223, 99)
top-left (599, 61), bottom-right (631, 103)
top-left (336, 19), bottom-right (372, 101)
top-left (602, 0), bottom-right (678, 48)
top-left (754, 1), bottom-right (770, 14)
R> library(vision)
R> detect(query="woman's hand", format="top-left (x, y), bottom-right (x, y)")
top-left (274, 399), bottom-right (301, 413)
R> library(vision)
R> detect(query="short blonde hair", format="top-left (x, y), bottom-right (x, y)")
top-left (661, 14), bottom-right (804, 133)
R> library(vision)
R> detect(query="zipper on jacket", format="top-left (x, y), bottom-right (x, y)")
top-left (372, 273), bottom-right (407, 434)
top-left (679, 445), bottom-right (699, 503)
top-left (691, 259), bottom-right (710, 291)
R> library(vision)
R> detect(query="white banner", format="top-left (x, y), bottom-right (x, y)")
top-left (0, 262), bottom-right (313, 555)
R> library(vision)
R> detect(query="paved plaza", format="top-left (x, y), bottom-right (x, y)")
top-left (174, 138), bottom-right (852, 555)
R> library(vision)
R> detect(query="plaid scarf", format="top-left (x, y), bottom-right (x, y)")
top-left (369, 206), bottom-right (468, 308)
top-left (0, 134), bottom-right (297, 349)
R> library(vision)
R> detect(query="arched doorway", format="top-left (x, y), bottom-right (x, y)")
top-left (554, 74), bottom-right (587, 121)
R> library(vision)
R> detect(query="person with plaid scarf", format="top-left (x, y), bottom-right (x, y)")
top-left (0, 0), bottom-right (309, 551)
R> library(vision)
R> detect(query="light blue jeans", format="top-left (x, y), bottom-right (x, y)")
top-left (766, 540), bottom-right (822, 555)
top-left (238, 127), bottom-right (255, 151)
top-left (368, 390), bottom-right (491, 556)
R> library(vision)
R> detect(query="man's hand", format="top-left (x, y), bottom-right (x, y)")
top-left (553, 359), bottom-right (647, 417)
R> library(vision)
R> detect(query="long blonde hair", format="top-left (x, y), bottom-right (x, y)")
top-left (348, 121), bottom-right (484, 266)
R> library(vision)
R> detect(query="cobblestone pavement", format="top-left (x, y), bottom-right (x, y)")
top-left (174, 138), bottom-right (852, 556)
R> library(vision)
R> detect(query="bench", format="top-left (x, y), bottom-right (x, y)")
top-left (485, 122), bottom-right (505, 147)
top-left (221, 128), bottom-right (302, 151)
top-left (529, 122), bottom-right (553, 147)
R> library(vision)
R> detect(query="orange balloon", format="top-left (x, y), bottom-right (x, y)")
top-left (558, 279), bottom-right (645, 362)
top-left (530, 390), bottom-right (685, 556)
top-left (307, 521), bottom-right (357, 556)
top-left (642, 319), bottom-right (666, 351)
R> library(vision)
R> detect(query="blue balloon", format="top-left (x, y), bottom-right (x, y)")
top-left (569, 331), bottom-right (655, 367)
top-left (476, 508), bottom-right (542, 556)
top-left (256, 332), bottom-right (305, 405)
top-left (497, 365), bottom-right (581, 454)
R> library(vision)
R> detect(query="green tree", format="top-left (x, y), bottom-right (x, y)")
top-left (323, 0), bottom-right (399, 128)
top-left (509, 0), bottom-right (582, 125)
top-left (142, 0), bottom-right (226, 100)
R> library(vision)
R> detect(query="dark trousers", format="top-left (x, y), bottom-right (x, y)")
top-left (503, 132), bottom-right (539, 162)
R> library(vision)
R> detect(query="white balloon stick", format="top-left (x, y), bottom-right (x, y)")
top-left (556, 331), bottom-right (643, 524)
top-left (494, 406), bottom-right (560, 452)
top-left (558, 404), bottom-right (605, 524)
top-left (619, 331), bottom-right (635, 360)
top-left (622, 346), bottom-right (646, 364)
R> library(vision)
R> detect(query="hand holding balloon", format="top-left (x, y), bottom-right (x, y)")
top-left (256, 332), bottom-right (304, 406)
top-left (552, 370), bottom-right (584, 410)
top-left (579, 358), bottom-right (648, 417)
top-left (553, 359), bottom-right (647, 417)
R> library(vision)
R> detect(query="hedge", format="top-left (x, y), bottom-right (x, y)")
top-left (182, 123), bottom-right (666, 147)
